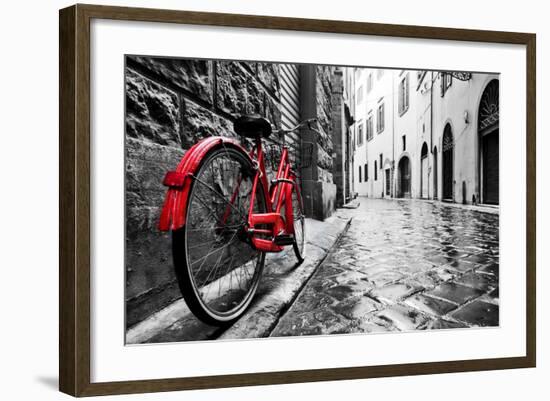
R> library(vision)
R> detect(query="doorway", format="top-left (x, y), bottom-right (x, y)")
top-left (478, 79), bottom-right (499, 205)
top-left (420, 142), bottom-right (429, 199)
top-left (398, 156), bottom-right (411, 198)
top-left (433, 146), bottom-right (438, 200)
top-left (442, 124), bottom-right (454, 201)
top-left (385, 168), bottom-right (391, 196)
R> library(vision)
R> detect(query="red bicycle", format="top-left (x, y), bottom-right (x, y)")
top-left (158, 115), bottom-right (319, 325)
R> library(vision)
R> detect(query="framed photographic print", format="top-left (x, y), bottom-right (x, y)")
top-left (59, 3), bottom-right (536, 397)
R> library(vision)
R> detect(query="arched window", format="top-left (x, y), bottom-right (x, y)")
top-left (421, 143), bottom-right (428, 158)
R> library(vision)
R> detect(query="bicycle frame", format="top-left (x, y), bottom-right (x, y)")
top-left (244, 138), bottom-right (300, 253)
top-left (159, 135), bottom-right (302, 254)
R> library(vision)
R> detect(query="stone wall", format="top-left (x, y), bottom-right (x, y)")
top-left (125, 56), bottom-right (340, 327)
top-left (299, 65), bottom-right (338, 220)
top-left (330, 69), bottom-right (345, 207)
top-left (315, 66), bottom-right (335, 184)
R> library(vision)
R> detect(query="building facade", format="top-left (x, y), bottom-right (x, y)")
top-left (337, 67), bottom-right (357, 205)
top-left (353, 68), bottom-right (397, 199)
top-left (431, 72), bottom-right (500, 205)
top-left (352, 68), bottom-right (499, 206)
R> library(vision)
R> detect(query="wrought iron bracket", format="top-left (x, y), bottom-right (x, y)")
top-left (449, 72), bottom-right (472, 81)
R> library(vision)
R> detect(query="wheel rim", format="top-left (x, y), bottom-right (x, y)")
top-left (184, 148), bottom-right (265, 320)
top-left (292, 186), bottom-right (305, 258)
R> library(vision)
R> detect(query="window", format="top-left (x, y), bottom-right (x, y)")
top-left (366, 114), bottom-right (374, 141)
top-left (367, 73), bottom-right (373, 93)
top-left (377, 103), bottom-right (385, 133)
top-left (398, 73), bottom-right (410, 116)
top-left (357, 85), bottom-right (364, 104)
top-left (374, 161), bottom-right (378, 180)
top-left (365, 163), bottom-right (368, 181)
top-left (441, 72), bottom-right (453, 96)
top-left (357, 122), bottom-right (364, 147)
top-left (358, 165), bottom-right (362, 183)
top-left (379, 153), bottom-right (383, 169)
top-left (402, 135), bottom-right (406, 151)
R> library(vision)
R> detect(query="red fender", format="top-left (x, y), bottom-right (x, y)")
top-left (158, 136), bottom-right (252, 231)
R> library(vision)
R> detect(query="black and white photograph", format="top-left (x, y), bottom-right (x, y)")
top-left (124, 56), bottom-right (500, 344)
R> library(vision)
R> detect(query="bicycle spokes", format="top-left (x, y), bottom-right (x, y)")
top-left (164, 121), bottom-right (311, 324)
top-left (183, 147), bottom-right (266, 319)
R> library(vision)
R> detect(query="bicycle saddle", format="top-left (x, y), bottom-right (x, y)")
top-left (234, 114), bottom-right (272, 138)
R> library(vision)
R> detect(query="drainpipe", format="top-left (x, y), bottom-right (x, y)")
top-left (430, 71), bottom-right (434, 200)
top-left (430, 71), bottom-right (434, 153)
top-left (392, 70), bottom-right (395, 198)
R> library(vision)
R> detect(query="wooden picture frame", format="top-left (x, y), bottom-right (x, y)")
top-left (59, 3), bottom-right (536, 397)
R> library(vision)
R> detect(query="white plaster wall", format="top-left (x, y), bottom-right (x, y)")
top-left (432, 73), bottom-right (500, 203)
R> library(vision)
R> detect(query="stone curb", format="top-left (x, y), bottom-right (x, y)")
top-left (126, 211), bottom-right (352, 344)
top-left (219, 215), bottom-right (352, 340)
top-left (426, 199), bottom-right (499, 215)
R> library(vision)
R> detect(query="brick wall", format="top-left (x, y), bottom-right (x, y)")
top-left (125, 56), bottom-right (339, 327)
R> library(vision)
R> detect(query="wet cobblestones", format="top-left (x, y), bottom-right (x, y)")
top-left (270, 198), bottom-right (499, 337)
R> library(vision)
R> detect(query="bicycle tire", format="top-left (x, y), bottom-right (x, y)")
top-left (291, 182), bottom-right (306, 261)
top-left (172, 146), bottom-right (267, 326)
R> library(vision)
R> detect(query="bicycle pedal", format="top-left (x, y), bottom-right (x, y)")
top-left (273, 234), bottom-right (294, 246)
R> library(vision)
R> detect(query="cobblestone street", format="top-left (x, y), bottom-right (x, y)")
top-left (271, 197), bottom-right (499, 337)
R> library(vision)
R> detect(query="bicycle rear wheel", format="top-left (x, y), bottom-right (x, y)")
top-left (172, 146), bottom-right (267, 325)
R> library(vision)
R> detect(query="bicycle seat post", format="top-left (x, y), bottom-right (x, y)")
top-left (280, 131), bottom-right (285, 147)
top-left (255, 135), bottom-right (263, 157)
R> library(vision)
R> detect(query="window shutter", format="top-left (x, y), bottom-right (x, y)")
top-left (280, 64), bottom-right (301, 164)
top-left (405, 74), bottom-right (410, 109)
top-left (280, 64), bottom-right (300, 129)
top-left (397, 81), bottom-right (405, 114)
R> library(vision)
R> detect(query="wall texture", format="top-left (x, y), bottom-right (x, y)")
top-left (124, 56), bottom-right (340, 327)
